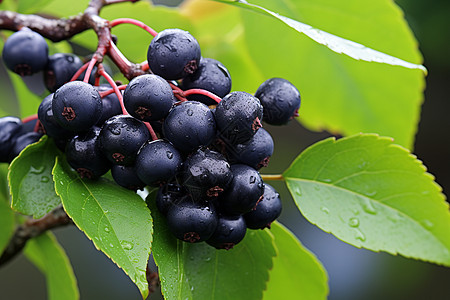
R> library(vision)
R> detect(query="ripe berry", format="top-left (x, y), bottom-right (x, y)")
top-left (181, 57), bottom-right (231, 105)
top-left (166, 196), bottom-right (218, 243)
top-left (0, 116), bottom-right (22, 162)
top-left (220, 164), bottom-right (264, 215)
top-left (52, 81), bottom-right (102, 132)
top-left (44, 53), bottom-right (83, 92)
top-left (2, 29), bottom-right (48, 76)
top-left (182, 149), bottom-right (232, 200)
top-left (65, 126), bottom-right (111, 179)
top-left (147, 29), bottom-right (201, 80)
top-left (8, 131), bottom-right (43, 162)
top-left (95, 85), bottom-right (122, 125)
top-left (111, 165), bottom-right (146, 191)
top-left (214, 91), bottom-right (263, 145)
top-left (254, 78), bottom-right (301, 125)
top-left (38, 93), bottom-right (73, 140)
top-left (135, 139), bottom-right (182, 186)
top-left (163, 101), bottom-right (216, 153)
top-left (155, 182), bottom-right (184, 216)
top-left (99, 115), bottom-right (150, 166)
top-left (206, 215), bottom-right (247, 250)
top-left (244, 183), bottom-right (282, 229)
top-left (227, 128), bottom-right (274, 170)
top-left (123, 74), bottom-right (176, 121)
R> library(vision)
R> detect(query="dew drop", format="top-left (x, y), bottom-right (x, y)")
top-left (249, 176), bottom-right (256, 184)
top-left (166, 151), bottom-right (173, 159)
top-left (364, 190), bottom-right (377, 197)
top-left (109, 243), bottom-right (114, 248)
top-left (30, 165), bottom-right (45, 174)
top-left (187, 109), bottom-right (194, 116)
top-left (422, 219), bottom-right (434, 229)
top-left (59, 180), bottom-right (64, 185)
top-left (360, 198), bottom-right (377, 215)
top-left (104, 227), bottom-right (110, 233)
top-left (40, 176), bottom-right (50, 183)
top-left (320, 206), bottom-right (329, 214)
top-left (355, 229), bottom-right (366, 242)
top-left (293, 185), bottom-right (302, 196)
top-left (120, 240), bottom-right (134, 250)
top-left (348, 217), bottom-right (360, 228)
top-left (322, 178), bottom-right (332, 183)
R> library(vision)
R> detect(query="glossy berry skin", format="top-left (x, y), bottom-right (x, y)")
top-left (181, 58), bottom-right (231, 105)
top-left (136, 139), bottom-right (183, 186)
top-left (182, 149), bottom-right (233, 200)
top-left (244, 184), bottom-right (282, 229)
top-left (227, 128), bottom-right (274, 170)
top-left (65, 126), bottom-right (111, 179)
top-left (166, 196), bottom-right (218, 243)
top-left (206, 215), bottom-right (247, 250)
top-left (155, 182), bottom-right (184, 216)
top-left (214, 91), bottom-right (263, 145)
top-left (38, 93), bottom-right (72, 140)
top-left (96, 85), bottom-right (122, 125)
top-left (111, 165), bottom-right (146, 191)
top-left (147, 29), bottom-right (201, 80)
top-left (8, 131), bottom-right (43, 162)
top-left (123, 74), bottom-right (176, 122)
top-left (99, 115), bottom-right (150, 166)
top-left (52, 81), bottom-right (102, 132)
top-left (2, 29), bottom-right (48, 76)
top-left (163, 101), bottom-right (216, 153)
top-left (44, 53), bottom-right (83, 92)
top-left (0, 116), bottom-right (22, 162)
top-left (254, 78), bottom-right (301, 125)
top-left (220, 164), bottom-right (264, 215)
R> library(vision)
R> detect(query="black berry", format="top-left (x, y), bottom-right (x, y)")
top-left (44, 53), bottom-right (83, 92)
top-left (206, 214), bottom-right (247, 250)
top-left (155, 182), bottom-right (185, 216)
top-left (8, 131), bottom-right (43, 162)
top-left (0, 116), bottom-right (22, 162)
top-left (244, 183), bottom-right (282, 229)
top-left (111, 164), bottom-right (146, 190)
top-left (38, 93), bottom-right (73, 140)
top-left (96, 85), bottom-right (122, 125)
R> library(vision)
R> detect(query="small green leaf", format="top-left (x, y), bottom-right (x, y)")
top-left (283, 134), bottom-right (450, 265)
top-left (24, 232), bottom-right (79, 300)
top-left (264, 222), bottom-right (328, 300)
top-left (53, 157), bottom-right (152, 299)
top-left (148, 191), bottom-right (277, 300)
top-left (0, 200), bottom-right (15, 255)
top-left (213, 0), bottom-right (425, 71)
top-left (8, 136), bottom-right (61, 218)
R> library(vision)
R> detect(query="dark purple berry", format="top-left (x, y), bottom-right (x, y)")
top-left (155, 182), bottom-right (185, 216)
top-left (0, 116), bottom-right (22, 162)
top-left (166, 196), bottom-right (218, 243)
top-left (255, 78), bottom-right (301, 125)
top-left (38, 93), bottom-right (73, 140)
top-left (99, 115), bottom-right (150, 166)
top-left (181, 57), bottom-right (231, 105)
top-left (227, 128), bottom-right (274, 170)
top-left (220, 164), bottom-right (264, 215)
top-left (8, 131), bottom-right (43, 162)
top-left (182, 149), bottom-right (232, 200)
top-left (136, 139), bottom-right (182, 186)
top-left (244, 184), bottom-right (282, 229)
top-left (44, 53), bottom-right (83, 92)
top-left (123, 74), bottom-right (176, 121)
top-left (2, 29), bottom-right (48, 76)
top-left (206, 215), bottom-right (247, 250)
top-left (95, 85), bottom-right (122, 125)
top-left (111, 164), bottom-right (146, 190)
top-left (163, 101), bottom-right (216, 153)
top-left (214, 91), bottom-right (263, 145)
top-left (65, 126), bottom-right (111, 179)
top-left (147, 29), bottom-right (201, 80)
top-left (52, 81), bottom-right (102, 132)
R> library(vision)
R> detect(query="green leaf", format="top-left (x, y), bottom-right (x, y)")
top-left (283, 134), bottom-right (450, 265)
top-left (264, 222), bottom-right (328, 300)
top-left (53, 157), bottom-right (153, 299)
top-left (9, 71), bottom-right (43, 117)
top-left (0, 40), bottom-right (21, 117)
top-left (0, 200), bottom-right (15, 255)
top-left (148, 190), bottom-right (277, 300)
top-left (24, 232), bottom-right (79, 300)
top-left (214, 0), bottom-right (425, 71)
top-left (8, 136), bottom-right (61, 218)
top-left (17, 0), bottom-right (56, 14)
top-left (210, 0), bottom-right (425, 149)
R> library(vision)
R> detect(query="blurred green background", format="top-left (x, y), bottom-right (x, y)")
top-left (1, 0), bottom-right (450, 299)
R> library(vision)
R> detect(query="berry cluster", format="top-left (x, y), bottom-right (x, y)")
top-left (1, 23), bottom-right (301, 250)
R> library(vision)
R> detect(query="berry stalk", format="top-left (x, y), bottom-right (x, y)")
top-left (110, 18), bottom-right (158, 37)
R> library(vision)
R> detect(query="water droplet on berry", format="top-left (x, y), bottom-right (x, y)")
top-left (166, 151), bottom-right (173, 159)
top-left (348, 217), bottom-right (360, 227)
top-left (249, 176), bottom-right (256, 184)
top-left (187, 109), bottom-right (193, 116)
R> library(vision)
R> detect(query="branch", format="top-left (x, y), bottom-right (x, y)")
top-left (0, 0), bottom-right (146, 79)
top-left (0, 205), bottom-right (73, 267)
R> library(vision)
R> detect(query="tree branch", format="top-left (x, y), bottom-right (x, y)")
top-left (0, 205), bottom-right (73, 267)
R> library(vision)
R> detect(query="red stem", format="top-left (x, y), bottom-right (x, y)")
top-left (99, 85), bottom-right (128, 98)
top-left (183, 89), bottom-right (222, 104)
top-left (98, 65), bottom-right (127, 114)
top-left (141, 61), bottom-right (149, 71)
top-left (143, 122), bottom-right (158, 141)
top-left (110, 18), bottom-right (158, 37)
top-left (94, 76), bottom-right (101, 86)
top-left (70, 62), bottom-right (90, 82)
top-left (22, 114), bottom-right (38, 123)
top-left (84, 57), bottom-right (98, 83)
